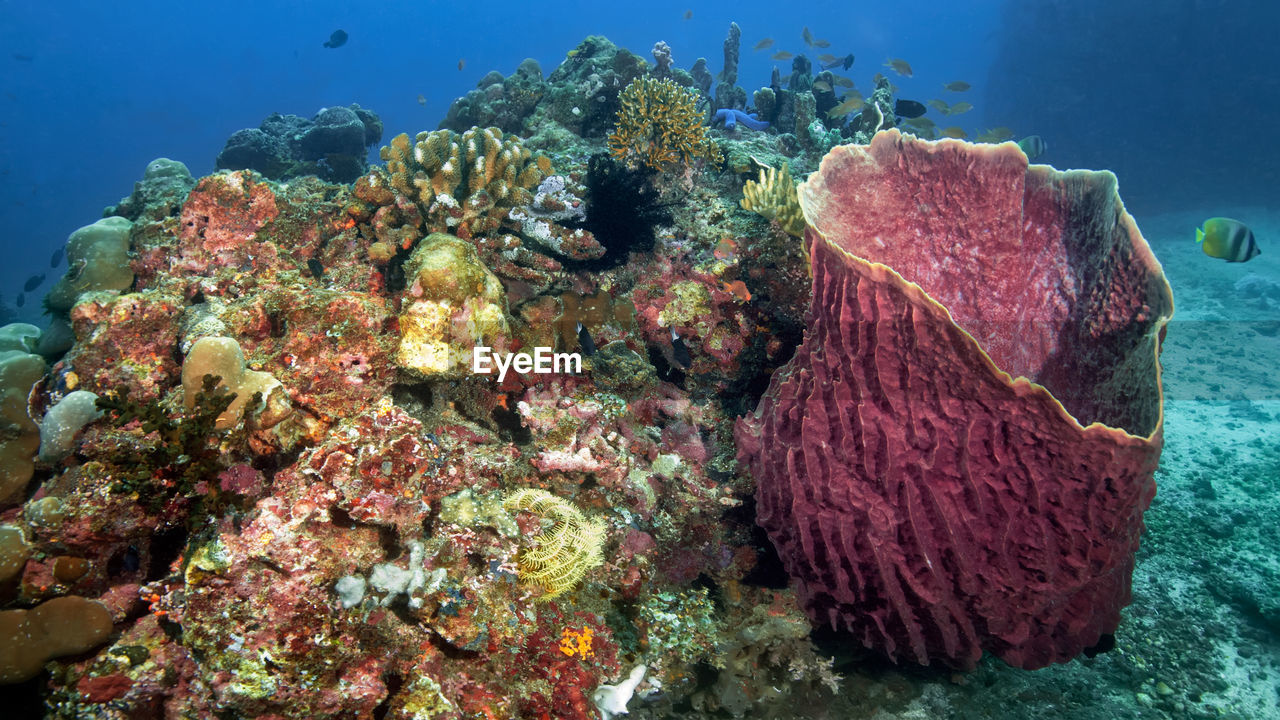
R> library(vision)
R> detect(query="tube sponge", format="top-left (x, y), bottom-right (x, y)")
top-left (38, 390), bottom-right (103, 463)
top-left (0, 596), bottom-right (114, 684)
top-left (181, 336), bottom-right (292, 430)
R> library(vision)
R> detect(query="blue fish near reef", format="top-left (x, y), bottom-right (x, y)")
top-left (670, 328), bottom-right (692, 369)
top-left (1197, 217), bottom-right (1260, 262)
top-left (323, 29), bottom-right (348, 49)
top-left (576, 322), bottom-right (596, 356)
top-left (712, 108), bottom-right (769, 132)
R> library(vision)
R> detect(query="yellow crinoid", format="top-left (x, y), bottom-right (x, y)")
top-left (504, 489), bottom-right (607, 600)
top-left (741, 161), bottom-right (805, 238)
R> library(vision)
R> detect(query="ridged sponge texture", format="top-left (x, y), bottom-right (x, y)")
top-left (736, 131), bottom-right (1172, 670)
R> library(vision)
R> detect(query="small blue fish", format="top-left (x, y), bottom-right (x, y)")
top-left (23, 273), bottom-right (44, 292)
top-left (820, 53), bottom-right (855, 71)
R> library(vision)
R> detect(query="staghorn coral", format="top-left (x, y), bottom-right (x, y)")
top-left (608, 77), bottom-right (723, 171)
top-left (741, 162), bottom-right (804, 238)
top-left (503, 488), bottom-right (606, 600)
top-left (379, 126), bottom-right (551, 239)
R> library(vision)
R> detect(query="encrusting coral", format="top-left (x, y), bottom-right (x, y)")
top-left (379, 126), bottom-right (551, 238)
top-left (608, 76), bottom-right (723, 171)
top-left (741, 162), bottom-right (804, 238)
top-left (504, 488), bottom-right (606, 600)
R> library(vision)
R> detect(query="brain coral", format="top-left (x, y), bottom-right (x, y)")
top-left (735, 130), bottom-right (1174, 670)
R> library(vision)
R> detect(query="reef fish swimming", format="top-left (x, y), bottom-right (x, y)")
top-left (1197, 217), bottom-right (1260, 262)
top-left (323, 29), bottom-right (347, 49)
top-left (1016, 135), bottom-right (1047, 161)
top-left (23, 273), bottom-right (44, 292)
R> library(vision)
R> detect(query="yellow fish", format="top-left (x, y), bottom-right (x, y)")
top-left (812, 80), bottom-right (832, 92)
top-left (831, 75), bottom-right (855, 88)
top-left (818, 54), bottom-right (839, 65)
top-left (803, 26), bottom-right (815, 46)
top-left (884, 58), bottom-right (913, 77)
top-left (772, 51), bottom-right (794, 60)
top-left (975, 127), bottom-right (1015, 143)
top-left (813, 39), bottom-right (831, 48)
top-left (947, 101), bottom-right (973, 115)
top-left (904, 116), bottom-right (935, 130)
top-left (928, 99), bottom-right (950, 113)
top-left (754, 38), bottom-right (774, 51)
top-left (941, 126), bottom-right (967, 139)
top-left (1197, 217), bottom-right (1260, 262)
top-left (827, 95), bottom-right (866, 118)
top-left (943, 81), bottom-right (971, 92)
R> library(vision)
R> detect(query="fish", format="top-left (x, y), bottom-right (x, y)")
top-left (754, 38), bottom-right (775, 51)
top-left (928, 99), bottom-right (950, 113)
top-left (457, 59), bottom-right (465, 71)
top-left (1196, 217), bottom-right (1260, 262)
top-left (827, 95), bottom-right (867, 118)
top-left (1016, 135), bottom-right (1047, 161)
top-left (812, 80), bottom-right (832, 93)
top-left (943, 81), bottom-right (971, 92)
top-left (941, 126), bottom-right (968, 139)
top-left (576, 322), bottom-right (597, 356)
top-left (683, 9), bottom-right (693, 20)
top-left (820, 53), bottom-right (855, 71)
top-left (670, 328), bottom-right (692, 369)
top-left (947, 101), bottom-right (973, 115)
top-left (23, 273), bottom-right (44, 292)
top-left (416, 94), bottom-right (426, 106)
top-left (813, 39), bottom-right (831, 49)
top-left (15, 293), bottom-right (23, 308)
top-left (976, 127), bottom-right (1015, 143)
top-left (903, 116), bottom-right (936, 130)
top-left (323, 29), bottom-right (347, 49)
top-left (307, 258), bottom-right (325, 279)
top-left (771, 51), bottom-right (793, 61)
top-left (722, 280), bottom-right (752, 302)
top-left (803, 27), bottom-right (815, 47)
top-left (50, 247), bottom-right (63, 267)
top-left (12, 53), bottom-right (34, 62)
top-left (713, 237), bottom-right (738, 261)
top-left (884, 58), bottom-right (913, 77)
top-left (818, 54), bottom-right (839, 65)
top-left (831, 75), bottom-right (855, 88)
top-left (894, 99), bottom-right (927, 118)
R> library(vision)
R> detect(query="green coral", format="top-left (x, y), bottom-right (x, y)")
top-left (379, 126), bottom-right (551, 238)
top-left (741, 162), bottom-right (805, 238)
top-left (608, 76), bottom-right (723, 171)
top-left (95, 375), bottom-right (248, 513)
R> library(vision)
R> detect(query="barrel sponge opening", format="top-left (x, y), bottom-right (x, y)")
top-left (181, 336), bottom-right (291, 430)
top-left (0, 596), bottom-right (114, 684)
top-left (46, 216), bottom-right (135, 313)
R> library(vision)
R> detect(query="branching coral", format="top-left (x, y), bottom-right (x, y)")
top-left (504, 488), bottom-right (606, 600)
top-left (741, 162), bottom-right (804, 238)
top-left (379, 126), bottom-right (552, 238)
top-left (608, 77), bottom-right (723, 171)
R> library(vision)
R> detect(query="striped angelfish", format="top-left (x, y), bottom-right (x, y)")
top-left (1196, 217), bottom-right (1260, 262)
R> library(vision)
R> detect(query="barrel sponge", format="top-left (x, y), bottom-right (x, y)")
top-left (46, 216), bottom-right (135, 313)
top-left (0, 350), bottom-right (45, 506)
top-left (37, 390), bottom-right (103, 463)
top-left (181, 336), bottom-right (292, 430)
top-left (395, 233), bottom-right (510, 376)
top-left (0, 596), bottom-right (114, 684)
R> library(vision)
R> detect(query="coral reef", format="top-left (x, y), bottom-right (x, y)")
top-left (504, 488), bottom-right (606, 599)
top-left (216, 103), bottom-right (384, 183)
top-left (737, 131), bottom-right (1174, 669)
top-left (440, 59), bottom-right (547, 135)
top-left (608, 76), bottom-right (723, 171)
